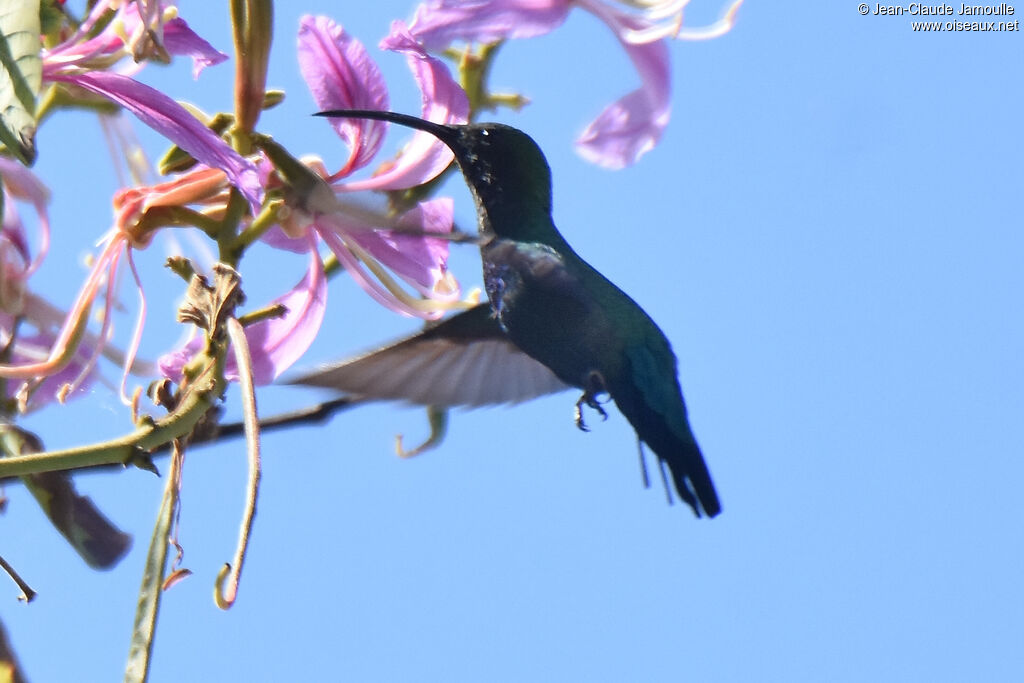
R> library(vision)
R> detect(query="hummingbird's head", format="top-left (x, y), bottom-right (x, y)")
top-left (441, 122), bottom-right (553, 220)
top-left (317, 110), bottom-right (556, 242)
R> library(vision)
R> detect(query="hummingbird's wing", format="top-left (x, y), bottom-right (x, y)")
top-left (287, 304), bottom-right (571, 407)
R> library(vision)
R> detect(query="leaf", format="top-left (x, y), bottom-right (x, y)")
top-left (0, 425), bottom-right (132, 569)
top-left (0, 0), bottom-right (41, 165)
top-left (23, 471), bottom-right (132, 569)
top-left (0, 617), bottom-right (28, 683)
top-left (124, 450), bottom-right (183, 683)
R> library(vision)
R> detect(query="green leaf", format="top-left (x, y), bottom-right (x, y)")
top-left (38, 0), bottom-right (62, 35)
top-left (0, 0), bottom-right (41, 165)
top-left (124, 453), bottom-right (182, 683)
top-left (1, 423), bottom-right (133, 569)
top-left (23, 470), bottom-right (133, 569)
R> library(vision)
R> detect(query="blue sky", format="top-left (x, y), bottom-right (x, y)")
top-left (4, 2), bottom-right (1023, 681)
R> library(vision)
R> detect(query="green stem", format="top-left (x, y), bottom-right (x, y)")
top-left (231, 198), bottom-right (282, 254)
top-left (0, 352), bottom-right (225, 480)
top-left (323, 251), bottom-right (342, 277)
top-left (236, 303), bottom-right (286, 327)
top-left (217, 189), bottom-right (250, 267)
top-left (138, 205), bottom-right (225, 240)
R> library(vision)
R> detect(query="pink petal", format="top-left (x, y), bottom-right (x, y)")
top-left (156, 338), bottom-right (198, 384)
top-left (4, 332), bottom-right (96, 411)
top-left (261, 224), bottom-right (313, 254)
top-left (163, 17), bottom-right (229, 79)
top-left (408, 0), bottom-right (570, 48)
top-left (0, 158), bottom-right (50, 274)
top-left (47, 71), bottom-right (263, 209)
top-left (380, 21), bottom-right (470, 126)
top-left (238, 245), bottom-right (327, 384)
top-left (348, 198), bottom-right (455, 296)
top-left (318, 228), bottom-right (444, 319)
top-left (43, 0), bottom-right (128, 67)
top-left (574, 30), bottom-right (670, 169)
top-left (1, 208), bottom-right (30, 268)
top-left (337, 21), bottom-right (469, 192)
top-left (299, 15), bottom-right (389, 175)
top-left (44, 2), bottom-right (225, 76)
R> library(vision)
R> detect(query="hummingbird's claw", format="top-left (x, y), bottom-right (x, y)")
top-left (574, 370), bottom-right (609, 432)
top-left (574, 398), bottom-right (591, 432)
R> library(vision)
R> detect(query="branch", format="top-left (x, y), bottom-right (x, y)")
top-left (0, 395), bottom-right (363, 483)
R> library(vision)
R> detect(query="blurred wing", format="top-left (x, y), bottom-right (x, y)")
top-left (287, 304), bottom-right (571, 407)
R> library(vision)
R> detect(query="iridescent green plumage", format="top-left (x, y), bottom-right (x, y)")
top-left (301, 110), bottom-right (721, 517)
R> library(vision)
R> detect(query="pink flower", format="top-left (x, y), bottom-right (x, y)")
top-left (0, 163), bottom-right (102, 409)
top-left (43, 1), bottom-right (227, 77)
top-left (2, 160), bottom-right (252, 407)
top-left (43, 2), bottom-right (260, 209)
top-left (408, 0), bottom-right (743, 168)
top-left (159, 16), bottom-right (470, 387)
top-left (285, 16), bottom-right (471, 308)
top-left (294, 17), bottom-right (468, 312)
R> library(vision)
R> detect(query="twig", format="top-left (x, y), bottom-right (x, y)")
top-left (0, 395), bottom-right (363, 483)
top-left (0, 554), bottom-right (36, 603)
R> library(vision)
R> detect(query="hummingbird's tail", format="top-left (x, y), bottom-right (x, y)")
top-left (632, 412), bottom-right (720, 518)
top-left (610, 370), bottom-right (721, 518)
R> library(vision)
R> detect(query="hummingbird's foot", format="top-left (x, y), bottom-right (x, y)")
top-left (574, 371), bottom-right (609, 432)
top-left (574, 398), bottom-right (591, 432)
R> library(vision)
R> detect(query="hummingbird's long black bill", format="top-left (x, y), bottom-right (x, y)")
top-left (315, 109), bottom-right (460, 147)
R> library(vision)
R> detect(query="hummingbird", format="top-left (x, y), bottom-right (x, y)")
top-left (295, 110), bottom-right (721, 518)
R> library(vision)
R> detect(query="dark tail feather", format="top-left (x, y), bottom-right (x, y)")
top-left (613, 388), bottom-right (721, 518)
top-left (664, 442), bottom-right (721, 518)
